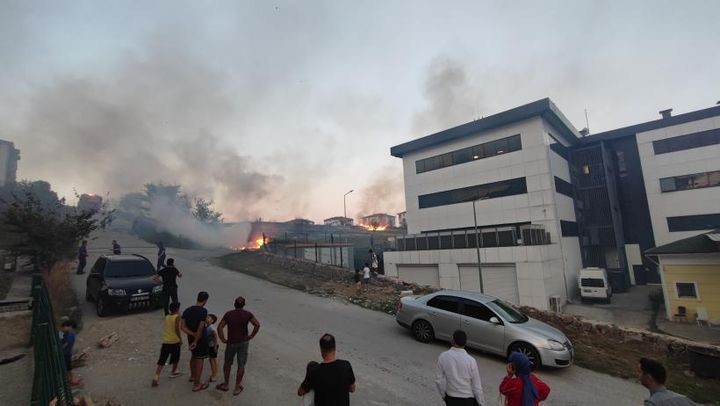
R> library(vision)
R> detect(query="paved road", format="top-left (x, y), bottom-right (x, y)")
top-left (73, 231), bottom-right (646, 405)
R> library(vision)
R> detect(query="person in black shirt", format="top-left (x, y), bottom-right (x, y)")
top-left (298, 333), bottom-right (356, 406)
top-left (157, 242), bottom-right (167, 270)
top-left (155, 258), bottom-right (182, 315)
top-left (181, 291), bottom-right (210, 392)
top-left (112, 240), bottom-right (121, 255)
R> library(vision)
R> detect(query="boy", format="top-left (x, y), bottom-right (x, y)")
top-left (152, 302), bottom-right (183, 387)
top-left (61, 320), bottom-right (81, 387)
top-left (362, 263), bottom-right (371, 292)
top-left (206, 314), bottom-right (220, 382)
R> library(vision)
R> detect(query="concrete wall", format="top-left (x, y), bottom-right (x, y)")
top-left (636, 116), bottom-right (720, 245)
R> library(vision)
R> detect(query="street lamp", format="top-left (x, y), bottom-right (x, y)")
top-left (343, 189), bottom-right (354, 223)
top-left (472, 197), bottom-right (488, 293)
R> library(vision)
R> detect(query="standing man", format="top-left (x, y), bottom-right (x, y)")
top-left (298, 333), bottom-right (356, 406)
top-left (157, 242), bottom-right (166, 271)
top-left (76, 240), bottom-right (88, 275)
top-left (112, 240), bottom-right (121, 255)
top-left (216, 296), bottom-right (260, 396)
top-left (638, 358), bottom-right (696, 405)
top-left (436, 330), bottom-right (485, 406)
top-left (180, 291), bottom-right (210, 392)
top-left (155, 258), bottom-right (182, 315)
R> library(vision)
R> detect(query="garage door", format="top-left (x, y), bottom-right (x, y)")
top-left (397, 265), bottom-right (440, 288)
top-left (459, 264), bottom-right (519, 305)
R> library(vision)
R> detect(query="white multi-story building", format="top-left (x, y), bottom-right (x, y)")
top-left (385, 99), bottom-right (720, 310)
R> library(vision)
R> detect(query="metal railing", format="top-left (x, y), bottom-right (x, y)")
top-left (30, 274), bottom-right (73, 406)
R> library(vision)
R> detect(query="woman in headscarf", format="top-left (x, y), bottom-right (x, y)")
top-left (499, 351), bottom-right (550, 406)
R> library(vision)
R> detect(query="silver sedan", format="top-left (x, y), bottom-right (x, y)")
top-left (395, 290), bottom-right (574, 368)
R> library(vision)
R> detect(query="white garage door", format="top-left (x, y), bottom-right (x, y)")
top-left (398, 265), bottom-right (440, 288)
top-left (459, 264), bottom-right (519, 305)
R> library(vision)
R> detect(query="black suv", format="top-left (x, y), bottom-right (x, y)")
top-left (85, 254), bottom-right (163, 317)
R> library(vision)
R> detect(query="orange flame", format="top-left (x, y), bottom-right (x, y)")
top-left (359, 223), bottom-right (388, 231)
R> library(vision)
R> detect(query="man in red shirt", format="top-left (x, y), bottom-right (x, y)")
top-left (216, 296), bottom-right (260, 396)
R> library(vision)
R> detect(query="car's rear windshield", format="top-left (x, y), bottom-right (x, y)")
top-left (105, 260), bottom-right (155, 278)
top-left (486, 300), bottom-right (528, 324)
top-left (581, 278), bottom-right (605, 287)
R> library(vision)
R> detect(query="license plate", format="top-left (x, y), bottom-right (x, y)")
top-left (583, 289), bottom-right (592, 293)
top-left (131, 295), bottom-right (149, 302)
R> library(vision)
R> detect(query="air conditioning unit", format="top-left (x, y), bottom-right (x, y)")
top-left (549, 295), bottom-right (563, 313)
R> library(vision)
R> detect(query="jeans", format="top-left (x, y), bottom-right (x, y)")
top-left (77, 258), bottom-right (87, 274)
top-left (162, 286), bottom-right (178, 315)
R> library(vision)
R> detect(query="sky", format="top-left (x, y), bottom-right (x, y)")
top-left (2, 0), bottom-right (719, 223)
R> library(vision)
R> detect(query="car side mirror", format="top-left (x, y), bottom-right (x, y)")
top-left (490, 317), bottom-right (501, 325)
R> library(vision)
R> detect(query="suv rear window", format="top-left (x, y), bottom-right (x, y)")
top-left (581, 278), bottom-right (605, 287)
top-left (105, 260), bottom-right (156, 278)
top-left (427, 296), bottom-right (460, 314)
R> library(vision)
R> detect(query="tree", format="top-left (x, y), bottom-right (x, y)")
top-left (1, 183), bottom-right (113, 270)
top-left (192, 198), bottom-right (223, 224)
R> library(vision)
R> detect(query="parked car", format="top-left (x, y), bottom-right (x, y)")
top-left (85, 254), bottom-right (163, 317)
top-left (578, 267), bottom-right (612, 303)
top-left (395, 290), bottom-right (574, 368)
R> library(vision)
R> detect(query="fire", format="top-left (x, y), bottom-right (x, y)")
top-left (359, 224), bottom-right (388, 231)
top-left (229, 235), bottom-right (270, 251)
top-left (253, 236), bottom-right (266, 248)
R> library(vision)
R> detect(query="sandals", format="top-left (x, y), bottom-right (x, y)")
top-left (192, 382), bottom-right (210, 392)
top-left (215, 383), bottom-right (229, 392)
top-left (233, 385), bottom-right (244, 396)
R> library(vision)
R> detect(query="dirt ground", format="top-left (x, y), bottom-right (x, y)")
top-left (215, 251), bottom-right (435, 315)
top-left (217, 251), bottom-right (720, 405)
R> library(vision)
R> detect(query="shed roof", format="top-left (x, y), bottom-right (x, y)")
top-left (645, 229), bottom-right (720, 256)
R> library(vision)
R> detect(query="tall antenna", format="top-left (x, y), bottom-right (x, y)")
top-left (584, 109), bottom-right (590, 133)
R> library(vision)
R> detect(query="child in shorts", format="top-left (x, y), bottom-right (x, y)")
top-left (206, 314), bottom-right (220, 382)
top-left (152, 302), bottom-right (182, 387)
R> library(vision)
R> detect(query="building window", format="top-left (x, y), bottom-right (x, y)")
top-left (554, 176), bottom-right (574, 198)
top-left (652, 128), bottom-right (720, 155)
top-left (415, 134), bottom-right (522, 174)
top-left (560, 220), bottom-right (579, 237)
top-left (667, 213), bottom-right (720, 232)
top-left (660, 170), bottom-right (720, 193)
top-left (675, 282), bottom-right (698, 299)
top-left (418, 177), bottom-right (527, 209)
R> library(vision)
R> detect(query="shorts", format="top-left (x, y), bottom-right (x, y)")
top-left (64, 354), bottom-right (72, 371)
top-left (362, 278), bottom-right (370, 284)
top-left (224, 341), bottom-right (249, 367)
top-left (157, 343), bottom-right (181, 365)
top-left (190, 337), bottom-right (210, 359)
top-left (209, 345), bottom-right (218, 359)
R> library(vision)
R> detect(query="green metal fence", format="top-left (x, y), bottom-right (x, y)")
top-left (30, 273), bottom-right (74, 406)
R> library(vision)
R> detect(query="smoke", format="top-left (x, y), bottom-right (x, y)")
top-left (412, 58), bottom-right (485, 135)
top-left (11, 41), bottom-right (283, 221)
top-left (355, 165), bottom-right (405, 219)
top-left (147, 195), bottom-right (251, 248)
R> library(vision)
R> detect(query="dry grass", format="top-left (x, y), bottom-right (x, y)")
top-left (45, 261), bottom-right (83, 329)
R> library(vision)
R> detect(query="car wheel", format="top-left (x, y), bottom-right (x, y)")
top-left (411, 319), bottom-right (434, 343)
top-left (96, 298), bottom-right (108, 317)
top-left (509, 342), bottom-right (541, 369)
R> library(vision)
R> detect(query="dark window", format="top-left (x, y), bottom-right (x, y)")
top-left (461, 299), bottom-right (496, 322)
top-left (418, 177), bottom-right (527, 209)
top-left (667, 213), bottom-right (720, 232)
top-left (482, 231), bottom-right (498, 247)
top-left (439, 234), bottom-right (452, 249)
top-left (467, 232), bottom-right (478, 248)
top-left (652, 128), bottom-right (720, 155)
top-left (554, 176), bottom-right (574, 198)
top-left (453, 232), bottom-right (467, 249)
top-left (581, 278), bottom-right (605, 288)
top-left (415, 236), bottom-right (426, 250)
top-left (105, 259), bottom-right (155, 278)
top-left (415, 134), bottom-right (522, 174)
top-left (560, 220), bottom-right (579, 237)
top-left (675, 282), bottom-right (697, 298)
top-left (550, 142), bottom-right (569, 160)
top-left (660, 170), bottom-right (720, 193)
top-left (427, 234), bottom-right (439, 250)
top-left (91, 258), bottom-right (106, 274)
top-left (427, 296), bottom-right (460, 313)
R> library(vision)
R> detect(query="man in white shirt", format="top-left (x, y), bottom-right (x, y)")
top-left (435, 330), bottom-right (485, 406)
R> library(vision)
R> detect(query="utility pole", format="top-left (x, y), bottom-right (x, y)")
top-left (343, 189), bottom-right (354, 222)
top-left (472, 198), bottom-right (486, 293)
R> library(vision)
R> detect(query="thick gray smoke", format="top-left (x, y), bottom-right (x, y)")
top-left (412, 58), bottom-right (484, 135)
top-left (11, 43), bottom-right (283, 221)
top-left (355, 165), bottom-right (405, 219)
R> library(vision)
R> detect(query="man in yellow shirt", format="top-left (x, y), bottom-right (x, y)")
top-left (152, 301), bottom-right (182, 387)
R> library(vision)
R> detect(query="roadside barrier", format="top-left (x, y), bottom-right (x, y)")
top-left (30, 273), bottom-right (73, 406)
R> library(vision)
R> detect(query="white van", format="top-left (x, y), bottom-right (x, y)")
top-left (578, 267), bottom-right (612, 303)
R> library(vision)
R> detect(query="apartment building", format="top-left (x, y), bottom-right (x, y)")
top-left (0, 139), bottom-right (20, 187)
top-left (385, 99), bottom-right (720, 310)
